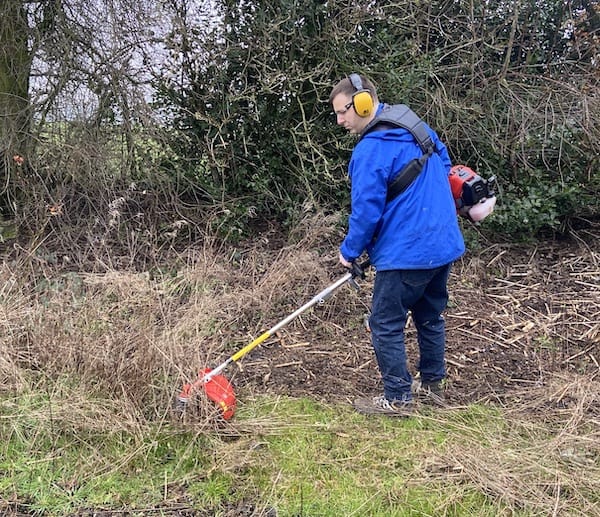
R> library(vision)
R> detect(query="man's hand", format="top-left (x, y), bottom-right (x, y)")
top-left (339, 251), bottom-right (353, 269)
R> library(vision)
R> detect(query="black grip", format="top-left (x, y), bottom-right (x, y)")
top-left (351, 259), bottom-right (371, 279)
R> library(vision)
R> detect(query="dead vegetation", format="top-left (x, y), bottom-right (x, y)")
top-left (446, 240), bottom-right (600, 408)
top-left (1, 215), bottom-right (599, 414)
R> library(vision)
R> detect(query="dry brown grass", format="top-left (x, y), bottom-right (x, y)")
top-left (0, 214), bottom-right (348, 424)
top-left (418, 373), bottom-right (600, 516)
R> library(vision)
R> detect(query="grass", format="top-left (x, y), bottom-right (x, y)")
top-left (3, 383), bottom-right (598, 516)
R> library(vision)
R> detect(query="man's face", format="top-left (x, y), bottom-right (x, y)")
top-left (332, 93), bottom-right (370, 135)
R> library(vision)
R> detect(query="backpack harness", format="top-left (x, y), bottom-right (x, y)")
top-left (359, 104), bottom-right (438, 203)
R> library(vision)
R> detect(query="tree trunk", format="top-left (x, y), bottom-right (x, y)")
top-left (0, 0), bottom-right (32, 214)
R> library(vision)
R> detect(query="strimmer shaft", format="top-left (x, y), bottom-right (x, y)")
top-left (203, 271), bottom-right (354, 383)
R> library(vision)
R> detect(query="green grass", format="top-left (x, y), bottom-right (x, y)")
top-left (232, 398), bottom-right (516, 516)
top-left (0, 386), bottom-right (553, 517)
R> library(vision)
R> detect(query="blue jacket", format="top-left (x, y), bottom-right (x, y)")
top-left (340, 104), bottom-right (465, 270)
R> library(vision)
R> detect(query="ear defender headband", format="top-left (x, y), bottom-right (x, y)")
top-left (348, 73), bottom-right (374, 117)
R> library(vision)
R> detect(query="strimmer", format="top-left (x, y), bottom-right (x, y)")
top-left (175, 260), bottom-right (370, 420)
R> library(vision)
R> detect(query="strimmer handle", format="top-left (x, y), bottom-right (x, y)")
top-left (348, 259), bottom-right (371, 290)
top-left (351, 259), bottom-right (371, 279)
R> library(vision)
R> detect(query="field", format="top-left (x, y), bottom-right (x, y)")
top-left (1, 216), bottom-right (599, 516)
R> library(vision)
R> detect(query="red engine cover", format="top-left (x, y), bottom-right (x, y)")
top-left (449, 165), bottom-right (477, 201)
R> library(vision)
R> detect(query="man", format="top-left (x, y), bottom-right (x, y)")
top-left (329, 73), bottom-right (465, 416)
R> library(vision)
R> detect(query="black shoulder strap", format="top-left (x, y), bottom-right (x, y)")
top-left (361, 104), bottom-right (435, 154)
top-left (360, 104), bottom-right (437, 202)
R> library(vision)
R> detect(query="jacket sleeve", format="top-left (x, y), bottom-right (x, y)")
top-left (339, 138), bottom-right (390, 262)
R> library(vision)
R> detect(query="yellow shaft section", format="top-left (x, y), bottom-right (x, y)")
top-left (231, 331), bottom-right (271, 362)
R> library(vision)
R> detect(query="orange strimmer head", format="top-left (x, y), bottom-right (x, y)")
top-left (178, 368), bottom-right (237, 420)
top-left (201, 368), bottom-right (237, 420)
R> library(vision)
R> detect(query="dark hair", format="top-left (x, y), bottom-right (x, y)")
top-left (328, 74), bottom-right (378, 104)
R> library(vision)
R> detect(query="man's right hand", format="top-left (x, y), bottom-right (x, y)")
top-left (339, 251), bottom-right (353, 269)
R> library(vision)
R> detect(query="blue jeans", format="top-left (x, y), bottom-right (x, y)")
top-left (369, 264), bottom-right (452, 402)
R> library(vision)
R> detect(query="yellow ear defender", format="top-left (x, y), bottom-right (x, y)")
top-left (349, 73), bottom-right (374, 117)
